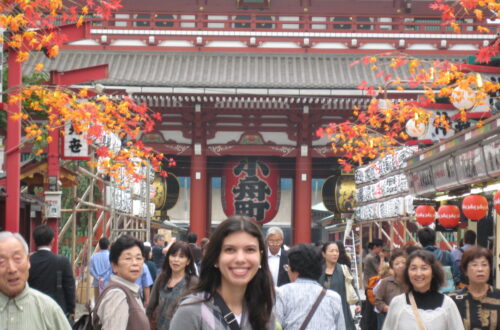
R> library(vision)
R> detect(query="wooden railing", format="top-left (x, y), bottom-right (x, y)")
top-left (82, 12), bottom-right (498, 35)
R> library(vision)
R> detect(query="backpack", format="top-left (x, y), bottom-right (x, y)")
top-left (434, 249), bottom-right (455, 293)
top-left (366, 275), bottom-right (381, 305)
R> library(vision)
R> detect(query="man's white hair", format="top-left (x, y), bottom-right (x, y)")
top-left (265, 227), bottom-right (284, 240)
top-left (0, 231), bottom-right (29, 254)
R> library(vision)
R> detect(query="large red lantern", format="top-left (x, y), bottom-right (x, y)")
top-left (222, 157), bottom-right (280, 224)
top-left (415, 205), bottom-right (435, 226)
top-left (494, 191), bottom-right (500, 215)
top-left (462, 195), bottom-right (488, 221)
top-left (438, 205), bottom-right (460, 228)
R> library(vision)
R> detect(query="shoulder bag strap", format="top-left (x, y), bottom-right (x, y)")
top-left (408, 292), bottom-right (425, 330)
top-left (212, 292), bottom-right (241, 330)
top-left (299, 288), bottom-right (327, 330)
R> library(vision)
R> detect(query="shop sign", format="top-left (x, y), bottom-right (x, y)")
top-left (222, 157), bottom-right (280, 224)
top-left (62, 122), bottom-right (90, 160)
top-left (456, 147), bottom-right (488, 184)
top-left (44, 191), bottom-right (62, 218)
top-left (432, 157), bottom-right (459, 191)
top-left (483, 135), bottom-right (500, 177)
top-left (407, 167), bottom-right (435, 195)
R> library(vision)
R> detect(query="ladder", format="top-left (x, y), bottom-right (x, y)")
top-left (343, 218), bottom-right (361, 292)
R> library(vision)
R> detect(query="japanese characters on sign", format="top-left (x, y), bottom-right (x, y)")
top-left (62, 122), bottom-right (90, 160)
top-left (222, 157), bottom-right (280, 224)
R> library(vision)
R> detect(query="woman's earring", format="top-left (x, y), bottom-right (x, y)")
top-left (214, 264), bottom-right (218, 268)
top-left (259, 265), bottom-right (262, 269)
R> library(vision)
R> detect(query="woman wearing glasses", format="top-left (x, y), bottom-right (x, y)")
top-left (449, 246), bottom-right (500, 330)
top-left (94, 235), bottom-right (150, 329)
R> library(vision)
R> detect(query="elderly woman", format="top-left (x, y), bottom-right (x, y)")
top-left (94, 235), bottom-right (150, 329)
top-left (449, 246), bottom-right (500, 330)
top-left (382, 249), bottom-right (463, 330)
top-left (276, 243), bottom-right (345, 329)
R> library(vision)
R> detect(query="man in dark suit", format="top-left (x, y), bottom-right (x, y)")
top-left (28, 225), bottom-right (75, 318)
top-left (265, 227), bottom-right (290, 287)
top-left (186, 232), bottom-right (202, 266)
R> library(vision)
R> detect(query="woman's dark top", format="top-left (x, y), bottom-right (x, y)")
top-left (405, 290), bottom-right (444, 309)
top-left (319, 265), bottom-right (357, 330)
top-left (449, 285), bottom-right (500, 330)
top-left (145, 260), bottom-right (157, 280)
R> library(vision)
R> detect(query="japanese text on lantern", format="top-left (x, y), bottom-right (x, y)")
top-left (223, 157), bottom-right (280, 224)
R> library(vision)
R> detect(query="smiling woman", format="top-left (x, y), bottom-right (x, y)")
top-left (170, 216), bottom-right (276, 330)
top-left (382, 250), bottom-right (464, 330)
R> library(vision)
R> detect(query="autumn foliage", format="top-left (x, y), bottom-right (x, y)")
top-left (318, 0), bottom-right (500, 171)
top-left (1, 0), bottom-right (169, 183)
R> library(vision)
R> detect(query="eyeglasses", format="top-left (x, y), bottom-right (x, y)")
top-left (283, 264), bottom-right (290, 272)
top-left (268, 240), bottom-right (283, 246)
top-left (120, 256), bottom-right (144, 264)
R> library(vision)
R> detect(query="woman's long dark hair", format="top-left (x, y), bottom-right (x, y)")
top-left (194, 216), bottom-right (275, 329)
top-left (157, 241), bottom-right (196, 288)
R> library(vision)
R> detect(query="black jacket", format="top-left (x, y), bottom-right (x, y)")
top-left (277, 248), bottom-right (290, 287)
top-left (28, 249), bottom-right (76, 314)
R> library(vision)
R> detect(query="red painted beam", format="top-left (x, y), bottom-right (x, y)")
top-left (49, 64), bottom-right (109, 86)
top-left (54, 22), bottom-right (91, 44)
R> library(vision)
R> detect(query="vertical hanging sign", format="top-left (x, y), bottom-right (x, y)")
top-left (222, 157), bottom-right (280, 224)
top-left (62, 122), bottom-right (90, 160)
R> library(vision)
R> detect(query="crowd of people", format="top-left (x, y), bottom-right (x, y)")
top-left (1, 218), bottom-right (500, 330)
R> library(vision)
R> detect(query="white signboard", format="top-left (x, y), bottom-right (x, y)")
top-left (62, 122), bottom-right (90, 160)
top-left (44, 191), bottom-right (62, 218)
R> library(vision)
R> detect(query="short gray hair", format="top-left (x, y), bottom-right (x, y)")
top-left (153, 234), bottom-right (165, 242)
top-left (265, 227), bottom-right (284, 240)
top-left (0, 231), bottom-right (29, 254)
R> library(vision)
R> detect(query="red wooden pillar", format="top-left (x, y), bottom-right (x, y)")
top-left (5, 49), bottom-right (21, 233)
top-left (190, 151), bottom-right (207, 241)
top-left (293, 149), bottom-right (312, 244)
top-left (189, 104), bottom-right (207, 241)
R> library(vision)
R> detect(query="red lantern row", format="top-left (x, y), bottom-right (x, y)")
top-left (415, 193), bottom-right (493, 228)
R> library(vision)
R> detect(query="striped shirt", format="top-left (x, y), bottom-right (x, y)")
top-left (276, 278), bottom-right (346, 330)
top-left (0, 284), bottom-right (71, 330)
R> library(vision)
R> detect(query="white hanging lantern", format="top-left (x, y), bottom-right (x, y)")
top-left (405, 119), bottom-right (427, 138)
top-left (451, 86), bottom-right (476, 110)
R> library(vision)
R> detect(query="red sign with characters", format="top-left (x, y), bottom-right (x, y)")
top-left (462, 194), bottom-right (488, 221)
top-left (222, 157), bottom-right (280, 224)
top-left (495, 191), bottom-right (500, 215)
top-left (415, 205), bottom-right (435, 226)
top-left (438, 205), bottom-right (461, 228)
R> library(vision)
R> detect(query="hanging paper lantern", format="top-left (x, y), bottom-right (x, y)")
top-left (405, 119), bottom-right (427, 138)
top-left (438, 205), bottom-right (460, 228)
top-left (462, 194), bottom-right (488, 221)
top-left (451, 86), bottom-right (476, 110)
top-left (415, 205), bottom-right (435, 226)
top-left (494, 191), bottom-right (500, 215)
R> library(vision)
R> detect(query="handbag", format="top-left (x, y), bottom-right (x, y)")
top-left (408, 292), bottom-right (425, 330)
top-left (299, 288), bottom-right (326, 330)
top-left (341, 264), bottom-right (359, 305)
